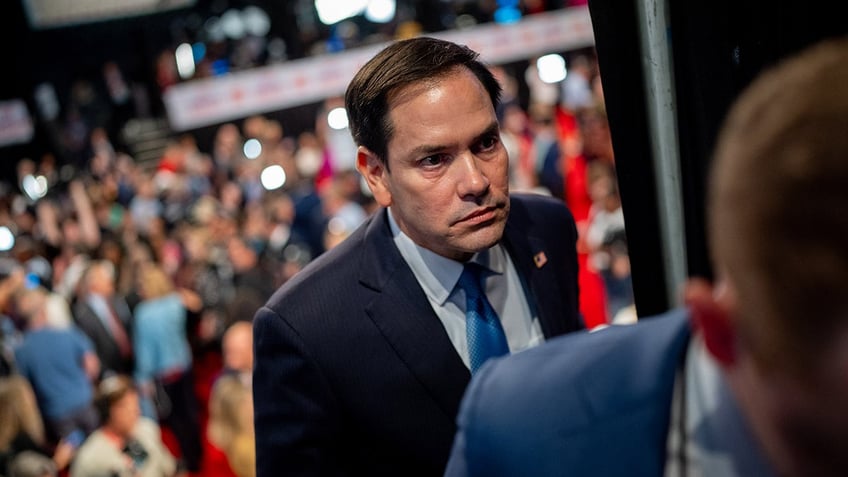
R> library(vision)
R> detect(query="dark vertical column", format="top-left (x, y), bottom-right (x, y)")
top-left (588, 0), bottom-right (669, 316)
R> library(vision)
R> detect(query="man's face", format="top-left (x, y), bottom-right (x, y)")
top-left (89, 266), bottom-right (114, 297)
top-left (358, 68), bottom-right (509, 262)
top-left (223, 324), bottom-right (254, 373)
top-left (109, 390), bottom-right (141, 438)
top-left (730, 333), bottom-right (848, 476)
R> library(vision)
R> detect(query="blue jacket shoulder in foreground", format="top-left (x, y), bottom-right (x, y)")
top-left (446, 309), bottom-right (691, 477)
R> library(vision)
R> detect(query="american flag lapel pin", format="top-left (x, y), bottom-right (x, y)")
top-left (533, 251), bottom-right (548, 268)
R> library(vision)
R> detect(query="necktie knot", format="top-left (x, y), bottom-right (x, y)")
top-left (457, 263), bottom-right (487, 303)
top-left (458, 263), bottom-right (509, 373)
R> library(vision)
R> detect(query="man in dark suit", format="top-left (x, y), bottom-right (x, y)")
top-left (445, 37), bottom-right (848, 477)
top-left (73, 259), bottom-right (134, 377)
top-left (253, 37), bottom-right (583, 476)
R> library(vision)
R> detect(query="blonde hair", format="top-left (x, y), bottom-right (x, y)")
top-left (0, 376), bottom-right (46, 451)
top-left (136, 262), bottom-right (175, 300)
top-left (207, 375), bottom-right (255, 477)
top-left (710, 36), bottom-right (848, 371)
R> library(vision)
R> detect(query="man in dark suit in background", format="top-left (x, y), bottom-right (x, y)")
top-left (73, 259), bottom-right (134, 377)
top-left (253, 37), bottom-right (583, 476)
top-left (445, 36), bottom-right (848, 477)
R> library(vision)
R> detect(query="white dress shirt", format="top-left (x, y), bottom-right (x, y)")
top-left (388, 209), bottom-right (545, 369)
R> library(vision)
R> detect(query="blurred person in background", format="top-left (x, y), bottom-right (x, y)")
top-left (13, 287), bottom-right (100, 443)
top-left (219, 321), bottom-right (253, 386)
top-left (207, 374), bottom-right (254, 477)
top-left (0, 375), bottom-right (77, 475)
top-left (0, 258), bottom-right (25, 376)
top-left (226, 235), bottom-right (277, 308)
top-left (71, 375), bottom-right (179, 477)
top-left (73, 260), bottom-right (134, 378)
top-left (585, 161), bottom-right (628, 321)
top-left (132, 263), bottom-right (201, 474)
top-left (4, 451), bottom-right (57, 477)
top-left (559, 54), bottom-right (594, 112)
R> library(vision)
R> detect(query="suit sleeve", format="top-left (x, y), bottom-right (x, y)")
top-left (252, 306), bottom-right (347, 477)
top-left (444, 358), bottom-right (497, 477)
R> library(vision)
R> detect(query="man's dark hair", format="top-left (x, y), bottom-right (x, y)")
top-left (345, 37), bottom-right (502, 166)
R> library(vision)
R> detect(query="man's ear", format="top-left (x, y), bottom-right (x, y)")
top-left (685, 277), bottom-right (738, 367)
top-left (356, 146), bottom-right (392, 207)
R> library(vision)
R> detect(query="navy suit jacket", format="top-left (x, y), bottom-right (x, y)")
top-left (253, 193), bottom-right (582, 476)
top-left (72, 295), bottom-right (134, 377)
top-left (445, 309), bottom-right (691, 477)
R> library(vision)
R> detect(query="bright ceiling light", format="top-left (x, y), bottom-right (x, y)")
top-left (21, 174), bottom-right (48, 201)
top-left (365, 0), bottom-right (396, 23)
top-left (175, 43), bottom-right (196, 80)
top-left (327, 107), bottom-right (349, 130)
top-left (261, 165), bottom-right (287, 190)
top-left (243, 139), bottom-right (263, 159)
top-left (221, 9), bottom-right (246, 39)
top-left (242, 6), bottom-right (271, 37)
top-left (0, 226), bottom-right (14, 252)
top-left (315, 0), bottom-right (367, 25)
top-left (537, 54), bottom-right (567, 84)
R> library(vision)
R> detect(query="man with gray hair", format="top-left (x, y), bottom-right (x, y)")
top-left (14, 287), bottom-right (100, 442)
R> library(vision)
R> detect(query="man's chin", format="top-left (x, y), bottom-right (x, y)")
top-left (463, 220), bottom-right (507, 251)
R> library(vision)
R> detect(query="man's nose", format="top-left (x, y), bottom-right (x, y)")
top-left (456, 152), bottom-right (490, 199)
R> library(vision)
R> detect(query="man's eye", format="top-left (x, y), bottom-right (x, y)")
top-left (479, 135), bottom-right (500, 152)
top-left (420, 155), bottom-right (447, 168)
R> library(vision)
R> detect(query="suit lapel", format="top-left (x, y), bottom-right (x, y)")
top-left (357, 210), bottom-right (471, 420)
top-left (502, 219), bottom-right (570, 338)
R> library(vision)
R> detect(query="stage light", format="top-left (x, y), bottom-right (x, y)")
top-left (494, 0), bottom-right (521, 24)
top-left (327, 107), bottom-right (349, 130)
top-left (537, 54), bottom-right (567, 84)
top-left (243, 6), bottom-right (271, 37)
top-left (365, 0), bottom-right (395, 23)
top-left (21, 174), bottom-right (48, 201)
top-left (261, 165), bottom-right (287, 190)
top-left (0, 226), bottom-right (14, 252)
top-left (315, 0), bottom-right (367, 25)
top-left (243, 139), bottom-right (262, 159)
top-left (176, 43), bottom-right (196, 79)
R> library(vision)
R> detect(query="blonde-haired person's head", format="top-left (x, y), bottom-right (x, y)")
top-left (136, 262), bottom-right (175, 300)
top-left (208, 374), bottom-right (254, 477)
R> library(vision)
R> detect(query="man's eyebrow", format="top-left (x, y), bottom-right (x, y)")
top-left (474, 121), bottom-right (501, 142)
top-left (409, 143), bottom-right (449, 157)
top-left (408, 121), bottom-right (501, 157)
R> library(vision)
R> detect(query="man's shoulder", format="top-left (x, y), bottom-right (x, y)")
top-left (469, 310), bottom-right (691, 418)
top-left (260, 213), bottom-right (384, 319)
top-left (509, 192), bottom-right (570, 213)
top-left (508, 192), bottom-right (575, 229)
top-left (455, 311), bottom-right (691, 476)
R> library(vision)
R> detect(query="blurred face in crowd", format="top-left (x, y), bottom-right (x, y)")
top-left (87, 264), bottom-right (114, 297)
top-left (108, 389), bottom-right (141, 438)
top-left (223, 322), bottom-right (254, 374)
top-left (358, 67), bottom-right (509, 262)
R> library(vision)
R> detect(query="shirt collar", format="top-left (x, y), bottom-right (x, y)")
top-left (387, 207), bottom-right (505, 306)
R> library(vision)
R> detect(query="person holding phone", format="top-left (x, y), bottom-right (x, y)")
top-left (71, 375), bottom-right (180, 477)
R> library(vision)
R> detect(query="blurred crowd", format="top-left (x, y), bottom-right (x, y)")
top-left (0, 45), bottom-right (629, 477)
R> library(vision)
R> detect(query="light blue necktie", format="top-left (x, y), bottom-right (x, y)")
top-left (459, 263), bottom-right (510, 374)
